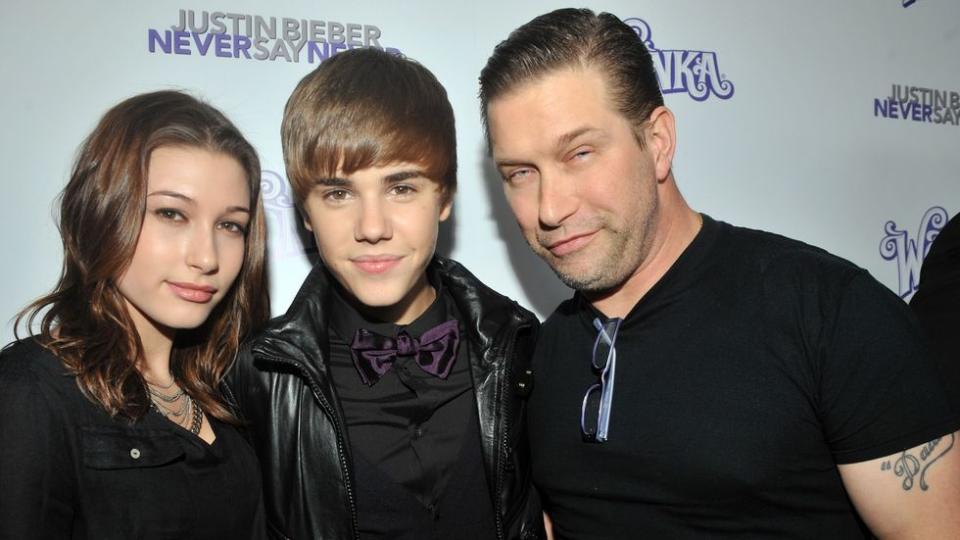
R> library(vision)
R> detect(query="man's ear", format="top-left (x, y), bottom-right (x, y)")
top-left (645, 105), bottom-right (677, 183)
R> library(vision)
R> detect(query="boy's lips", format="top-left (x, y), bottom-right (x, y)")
top-left (351, 255), bottom-right (403, 274)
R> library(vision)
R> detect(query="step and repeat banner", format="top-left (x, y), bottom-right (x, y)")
top-left (2, 0), bottom-right (957, 343)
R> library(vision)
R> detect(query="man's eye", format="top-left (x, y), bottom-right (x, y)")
top-left (568, 147), bottom-right (593, 163)
top-left (507, 169), bottom-right (532, 183)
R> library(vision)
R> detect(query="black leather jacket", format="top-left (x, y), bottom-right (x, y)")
top-left (226, 257), bottom-right (543, 540)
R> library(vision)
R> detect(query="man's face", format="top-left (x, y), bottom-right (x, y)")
top-left (302, 162), bottom-right (451, 324)
top-left (487, 66), bottom-right (662, 293)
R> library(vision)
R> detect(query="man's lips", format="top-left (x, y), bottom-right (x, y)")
top-left (167, 281), bottom-right (217, 303)
top-left (545, 231), bottom-right (598, 257)
top-left (351, 255), bottom-right (403, 274)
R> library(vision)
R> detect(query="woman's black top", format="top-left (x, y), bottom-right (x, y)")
top-left (0, 339), bottom-right (266, 540)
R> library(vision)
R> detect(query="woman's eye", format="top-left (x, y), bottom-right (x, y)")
top-left (219, 221), bottom-right (248, 235)
top-left (155, 208), bottom-right (185, 221)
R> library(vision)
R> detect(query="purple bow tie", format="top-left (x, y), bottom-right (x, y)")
top-left (350, 320), bottom-right (460, 386)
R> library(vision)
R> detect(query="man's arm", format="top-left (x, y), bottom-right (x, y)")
top-left (839, 431), bottom-right (960, 539)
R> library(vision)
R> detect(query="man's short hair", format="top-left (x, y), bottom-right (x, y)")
top-left (479, 8), bottom-right (664, 149)
top-left (282, 48), bottom-right (457, 208)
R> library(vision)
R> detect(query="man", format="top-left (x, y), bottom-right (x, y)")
top-left (229, 48), bottom-right (542, 539)
top-left (911, 213), bottom-right (960, 407)
top-left (479, 8), bottom-right (960, 539)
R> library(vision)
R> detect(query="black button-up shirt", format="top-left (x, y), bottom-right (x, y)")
top-left (0, 339), bottom-right (265, 540)
top-left (327, 283), bottom-right (474, 509)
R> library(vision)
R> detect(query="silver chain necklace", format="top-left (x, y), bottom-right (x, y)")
top-left (146, 380), bottom-right (203, 435)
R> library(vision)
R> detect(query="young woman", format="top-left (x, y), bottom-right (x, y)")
top-left (0, 90), bottom-right (270, 539)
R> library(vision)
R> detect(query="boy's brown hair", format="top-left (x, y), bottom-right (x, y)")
top-left (282, 48), bottom-right (457, 209)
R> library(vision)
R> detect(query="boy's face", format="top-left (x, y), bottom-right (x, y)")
top-left (302, 162), bottom-right (452, 324)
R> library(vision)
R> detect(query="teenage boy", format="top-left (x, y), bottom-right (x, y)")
top-left (228, 48), bottom-right (543, 540)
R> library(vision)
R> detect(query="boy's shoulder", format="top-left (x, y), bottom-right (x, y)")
top-left (433, 256), bottom-right (538, 327)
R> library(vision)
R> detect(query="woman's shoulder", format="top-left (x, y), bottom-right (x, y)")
top-left (0, 338), bottom-right (77, 394)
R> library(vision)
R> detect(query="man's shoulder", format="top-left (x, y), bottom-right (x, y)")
top-left (718, 220), bottom-right (865, 283)
top-left (540, 296), bottom-right (580, 332)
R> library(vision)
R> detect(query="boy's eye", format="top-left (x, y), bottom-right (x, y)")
top-left (391, 184), bottom-right (416, 196)
top-left (324, 189), bottom-right (350, 201)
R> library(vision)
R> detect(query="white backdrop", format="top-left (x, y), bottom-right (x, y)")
top-left (2, 0), bottom-right (958, 344)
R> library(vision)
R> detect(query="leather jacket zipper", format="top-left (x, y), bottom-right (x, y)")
top-left (493, 323), bottom-right (526, 540)
top-left (255, 348), bottom-right (361, 540)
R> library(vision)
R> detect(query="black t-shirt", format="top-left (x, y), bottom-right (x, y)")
top-left (529, 215), bottom-right (959, 539)
top-left (910, 213), bottom-right (960, 410)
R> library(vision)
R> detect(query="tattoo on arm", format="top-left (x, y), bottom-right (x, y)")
top-left (880, 433), bottom-right (955, 491)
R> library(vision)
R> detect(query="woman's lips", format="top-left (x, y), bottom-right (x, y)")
top-left (167, 281), bottom-right (217, 303)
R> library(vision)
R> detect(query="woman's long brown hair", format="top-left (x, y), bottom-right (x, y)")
top-left (16, 90), bottom-right (269, 423)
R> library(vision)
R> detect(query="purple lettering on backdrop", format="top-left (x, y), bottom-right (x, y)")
top-left (874, 98), bottom-right (889, 117)
top-left (215, 34), bottom-right (231, 57)
top-left (234, 35), bottom-right (252, 59)
top-left (623, 17), bottom-right (734, 101)
top-left (148, 29), bottom-right (172, 53)
top-left (880, 207), bottom-right (949, 298)
top-left (889, 100), bottom-right (900, 118)
top-left (898, 100), bottom-right (913, 120)
top-left (150, 13), bottom-right (398, 63)
top-left (173, 31), bottom-right (191, 55)
top-left (922, 105), bottom-right (933, 122)
top-left (193, 32), bottom-right (215, 55)
top-left (308, 41), bottom-right (329, 63)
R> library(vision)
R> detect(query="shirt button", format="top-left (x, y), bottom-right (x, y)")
top-left (130, 448), bottom-right (141, 459)
top-left (414, 426), bottom-right (423, 439)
